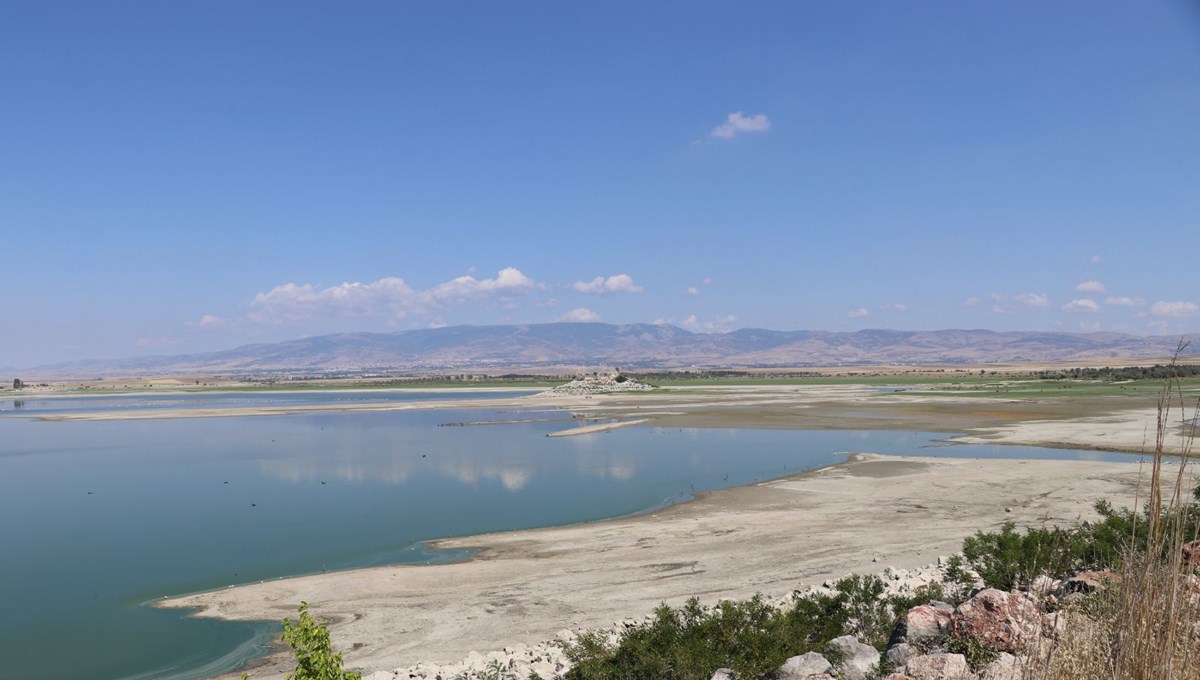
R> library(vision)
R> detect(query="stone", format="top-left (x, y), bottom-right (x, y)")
top-left (905, 653), bottom-right (971, 680)
top-left (1184, 540), bottom-right (1200, 567)
top-left (827, 635), bottom-right (879, 680)
top-left (979, 652), bottom-right (1024, 680)
top-left (886, 642), bottom-right (919, 667)
top-left (1029, 575), bottom-right (1057, 598)
top-left (1063, 570), bottom-right (1120, 594)
top-left (778, 651), bottom-right (833, 679)
top-left (884, 675), bottom-right (912, 680)
top-left (951, 588), bottom-right (1043, 653)
top-left (900, 604), bottom-right (953, 644)
top-left (711, 669), bottom-right (735, 680)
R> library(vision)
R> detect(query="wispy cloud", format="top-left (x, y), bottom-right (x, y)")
top-left (847, 308), bottom-right (870, 318)
top-left (1105, 296), bottom-right (1145, 307)
top-left (1074, 280), bottom-right (1107, 293)
top-left (1090, 255), bottom-right (1103, 264)
top-left (1062, 298), bottom-right (1101, 313)
top-left (686, 287), bottom-right (700, 296)
top-left (561, 307), bottom-right (600, 322)
top-left (1150, 301), bottom-right (1199, 317)
top-left (710, 112), bottom-right (771, 139)
top-left (879, 303), bottom-right (908, 312)
top-left (572, 274), bottom-right (643, 295)
top-left (207, 267), bottom-right (535, 326)
top-left (990, 292), bottom-right (1050, 313)
top-left (963, 297), bottom-right (982, 306)
top-left (681, 314), bottom-right (738, 332)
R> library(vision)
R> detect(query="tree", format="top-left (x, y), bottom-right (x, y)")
top-left (243, 602), bottom-right (361, 680)
top-left (12, 378), bottom-right (22, 390)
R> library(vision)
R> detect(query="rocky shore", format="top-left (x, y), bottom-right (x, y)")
top-left (535, 374), bottom-right (654, 397)
top-left (356, 557), bottom-right (1106, 680)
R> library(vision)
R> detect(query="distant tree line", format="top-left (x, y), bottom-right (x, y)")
top-left (1034, 364), bottom-right (1200, 381)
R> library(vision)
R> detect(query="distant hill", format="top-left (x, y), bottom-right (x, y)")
top-left (19, 323), bottom-right (1200, 378)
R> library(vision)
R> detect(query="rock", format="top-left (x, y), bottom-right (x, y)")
top-left (951, 588), bottom-right (1043, 653)
top-left (711, 669), bottom-right (735, 680)
top-left (884, 675), bottom-right (913, 680)
top-left (1184, 540), bottom-right (1200, 567)
top-left (886, 642), bottom-right (919, 667)
top-left (900, 604), bottom-right (953, 644)
top-left (1029, 575), bottom-right (1057, 597)
top-left (1063, 570), bottom-right (1120, 594)
top-left (778, 651), bottom-right (833, 679)
top-left (827, 636), bottom-right (879, 680)
top-left (905, 653), bottom-right (971, 680)
top-left (979, 652), bottom-right (1024, 680)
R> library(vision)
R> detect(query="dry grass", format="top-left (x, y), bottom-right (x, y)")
top-left (1034, 348), bottom-right (1200, 680)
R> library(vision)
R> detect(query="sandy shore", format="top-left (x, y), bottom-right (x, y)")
top-left (159, 453), bottom-right (1158, 679)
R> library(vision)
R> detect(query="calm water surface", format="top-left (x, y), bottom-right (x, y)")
top-left (0, 392), bottom-right (1135, 680)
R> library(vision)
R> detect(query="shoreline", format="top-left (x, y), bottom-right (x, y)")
top-left (157, 451), bottom-right (1157, 679)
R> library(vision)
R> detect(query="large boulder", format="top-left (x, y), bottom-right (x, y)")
top-left (899, 604), bottom-right (953, 645)
top-left (777, 652), bottom-right (833, 679)
top-left (827, 636), bottom-right (879, 680)
top-left (886, 642), bottom-right (919, 668)
top-left (951, 588), bottom-right (1043, 653)
top-left (710, 669), bottom-right (735, 680)
top-left (905, 653), bottom-right (971, 680)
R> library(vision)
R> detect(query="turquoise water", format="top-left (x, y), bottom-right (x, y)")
top-left (0, 393), bottom-right (1134, 680)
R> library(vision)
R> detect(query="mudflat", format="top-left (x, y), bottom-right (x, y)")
top-left (159, 453), bottom-right (1155, 678)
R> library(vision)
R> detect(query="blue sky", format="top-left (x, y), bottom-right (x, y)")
top-left (3, 1), bottom-right (1200, 366)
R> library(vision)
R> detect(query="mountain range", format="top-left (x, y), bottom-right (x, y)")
top-left (15, 323), bottom-right (1200, 378)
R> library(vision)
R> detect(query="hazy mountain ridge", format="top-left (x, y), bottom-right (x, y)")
top-left (19, 323), bottom-right (1199, 377)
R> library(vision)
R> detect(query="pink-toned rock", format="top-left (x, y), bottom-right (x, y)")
top-left (905, 653), bottom-right (971, 680)
top-left (1064, 570), bottom-right (1120, 593)
top-left (1183, 540), bottom-right (1200, 567)
top-left (901, 604), bottom-right (953, 644)
top-left (951, 588), bottom-right (1043, 653)
top-left (883, 675), bottom-right (912, 680)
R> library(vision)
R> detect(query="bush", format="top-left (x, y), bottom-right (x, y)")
top-left (243, 601), bottom-right (361, 680)
top-left (561, 576), bottom-right (936, 680)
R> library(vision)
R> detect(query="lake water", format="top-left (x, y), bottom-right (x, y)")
top-left (0, 392), bottom-right (1135, 680)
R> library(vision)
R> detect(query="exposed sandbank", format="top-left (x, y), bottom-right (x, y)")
top-left (159, 453), bottom-right (1156, 679)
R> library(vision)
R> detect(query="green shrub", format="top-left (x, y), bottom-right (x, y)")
top-left (959, 487), bottom-right (1200, 591)
top-left (562, 576), bottom-right (930, 680)
top-left (243, 601), bottom-right (361, 680)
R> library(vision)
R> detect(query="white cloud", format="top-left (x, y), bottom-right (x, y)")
top-left (1079, 321), bottom-right (1102, 332)
top-left (963, 297), bottom-right (982, 306)
top-left (1015, 292), bottom-right (1050, 307)
top-left (1074, 280), bottom-right (1107, 293)
top-left (710, 111), bottom-right (771, 139)
top-left (198, 314), bottom-right (226, 328)
top-left (702, 278), bottom-right (714, 285)
top-left (686, 287), bottom-right (700, 296)
top-left (1105, 296), bottom-right (1145, 307)
top-left (879, 303), bottom-right (908, 312)
top-left (561, 307), bottom-right (600, 322)
top-left (1090, 255), bottom-right (1103, 264)
top-left (652, 317), bottom-right (674, 325)
top-left (1151, 301), bottom-right (1199, 317)
top-left (1062, 299), bottom-right (1101, 313)
top-left (990, 292), bottom-right (1050, 311)
top-left (847, 308), bottom-right (870, 318)
top-left (572, 274), bottom-right (644, 295)
top-left (680, 314), bottom-right (738, 332)
top-left (217, 267), bottom-right (535, 325)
